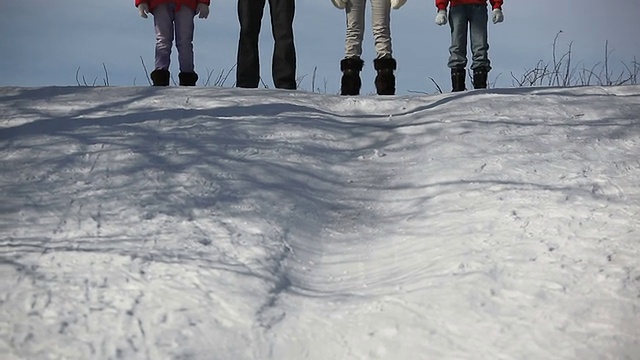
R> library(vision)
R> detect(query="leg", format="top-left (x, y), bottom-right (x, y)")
top-left (174, 5), bottom-right (196, 73)
top-left (447, 5), bottom-right (469, 70)
top-left (469, 4), bottom-right (490, 88)
top-left (339, 0), bottom-right (365, 95)
top-left (268, 0), bottom-right (297, 89)
top-left (152, 3), bottom-right (175, 71)
top-left (469, 4), bottom-right (490, 71)
top-left (151, 3), bottom-right (175, 85)
top-left (370, 0), bottom-right (392, 59)
top-left (344, 0), bottom-right (365, 59)
top-left (237, 0), bottom-right (266, 88)
top-left (448, 5), bottom-right (469, 91)
top-left (371, 0), bottom-right (395, 95)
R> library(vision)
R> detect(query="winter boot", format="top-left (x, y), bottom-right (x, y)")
top-left (150, 69), bottom-right (170, 86)
top-left (179, 71), bottom-right (199, 86)
top-left (340, 57), bottom-right (364, 95)
top-left (451, 67), bottom-right (466, 92)
top-left (373, 57), bottom-right (397, 95)
top-left (473, 68), bottom-right (489, 89)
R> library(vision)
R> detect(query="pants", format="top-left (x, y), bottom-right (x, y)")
top-left (344, 0), bottom-right (392, 59)
top-left (153, 4), bottom-right (196, 72)
top-left (447, 4), bottom-right (490, 70)
top-left (236, 0), bottom-right (297, 89)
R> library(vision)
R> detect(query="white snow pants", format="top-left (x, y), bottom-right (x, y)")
top-left (343, 0), bottom-right (392, 59)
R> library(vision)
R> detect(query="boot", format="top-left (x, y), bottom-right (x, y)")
top-left (150, 69), bottom-right (170, 86)
top-left (373, 57), bottom-right (397, 95)
top-left (179, 71), bottom-right (199, 86)
top-left (340, 57), bottom-right (364, 95)
top-left (473, 68), bottom-right (489, 89)
top-left (451, 67), bottom-right (466, 92)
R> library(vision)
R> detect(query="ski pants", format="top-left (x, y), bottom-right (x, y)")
top-left (236, 0), bottom-right (297, 89)
top-left (447, 4), bottom-right (491, 70)
top-left (343, 0), bottom-right (393, 60)
top-left (152, 3), bottom-right (196, 72)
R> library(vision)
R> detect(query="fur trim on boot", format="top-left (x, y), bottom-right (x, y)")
top-left (179, 72), bottom-right (199, 86)
top-left (374, 58), bottom-right (397, 95)
top-left (473, 68), bottom-right (488, 89)
top-left (150, 69), bottom-right (170, 86)
top-left (340, 57), bottom-right (364, 96)
top-left (451, 67), bottom-right (466, 92)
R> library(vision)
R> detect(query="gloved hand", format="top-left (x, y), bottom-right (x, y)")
top-left (196, 3), bottom-right (209, 19)
top-left (492, 8), bottom-right (504, 24)
top-left (137, 3), bottom-right (150, 18)
top-left (435, 9), bottom-right (447, 25)
top-left (331, 0), bottom-right (347, 10)
top-left (391, 0), bottom-right (407, 10)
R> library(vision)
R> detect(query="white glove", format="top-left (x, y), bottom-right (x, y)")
top-left (391, 0), bottom-right (407, 10)
top-left (492, 8), bottom-right (504, 24)
top-left (137, 3), bottom-right (150, 19)
top-left (435, 9), bottom-right (447, 26)
top-left (196, 3), bottom-right (209, 19)
top-left (331, 0), bottom-right (347, 10)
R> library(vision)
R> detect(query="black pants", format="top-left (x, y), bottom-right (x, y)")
top-left (236, 0), bottom-right (297, 89)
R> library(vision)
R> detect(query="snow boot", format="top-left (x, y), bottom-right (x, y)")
top-left (373, 57), bottom-right (396, 95)
top-left (473, 68), bottom-right (488, 89)
top-left (451, 67), bottom-right (466, 92)
top-left (150, 69), bottom-right (170, 86)
top-left (340, 57), bottom-right (364, 95)
top-left (179, 71), bottom-right (199, 86)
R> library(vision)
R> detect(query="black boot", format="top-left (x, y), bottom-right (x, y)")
top-left (150, 69), bottom-right (170, 86)
top-left (179, 71), bottom-right (199, 86)
top-left (473, 68), bottom-right (489, 89)
top-left (340, 57), bottom-right (364, 95)
top-left (451, 67), bottom-right (466, 92)
top-left (374, 57), bottom-right (397, 95)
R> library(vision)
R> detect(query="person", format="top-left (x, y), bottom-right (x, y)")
top-left (331, 0), bottom-right (407, 96)
top-left (435, 0), bottom-right (504, 92)
top-left (236, 0), bottom-right (297, 90)
top-left (136, 0), bottom-right (210, 86)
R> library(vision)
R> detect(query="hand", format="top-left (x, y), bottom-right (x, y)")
top-left (435, 9), bottom-right (447, 26)
top-left (390, 0), bottom-right (407, 10)
top-left (196, 3), bottom-right (209, 19)
top-left (331, 0), bottom-right (347, 10)
top-left (137, 3), bottom-right (150, 19)
top-left (492, 8), bottom-right (504, 24)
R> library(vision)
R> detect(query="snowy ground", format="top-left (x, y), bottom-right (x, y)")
top-left (1, 85), bottom-right (639, 360)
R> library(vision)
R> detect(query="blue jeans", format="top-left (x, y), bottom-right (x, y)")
top-left (447, 4), bottom-right (490, 71)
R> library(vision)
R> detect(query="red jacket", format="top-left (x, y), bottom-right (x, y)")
top-left (436, 0), bottom-right (503, 10)
top-left (135, 0), bottom-right (210, 12)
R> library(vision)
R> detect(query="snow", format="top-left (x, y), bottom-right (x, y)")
top-left (1, 85), bottom-right (639, 359)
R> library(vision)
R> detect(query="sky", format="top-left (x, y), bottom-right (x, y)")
top-left (1, 84), bottom-right (640, 359)
top-left (0, 0), bottom-right (639, 94)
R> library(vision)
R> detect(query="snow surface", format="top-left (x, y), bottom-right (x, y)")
top-left (1, 85), bottom-right (639, 360)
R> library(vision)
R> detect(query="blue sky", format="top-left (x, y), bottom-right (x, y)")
top-left (0, 0), bottom-right (638, 94)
